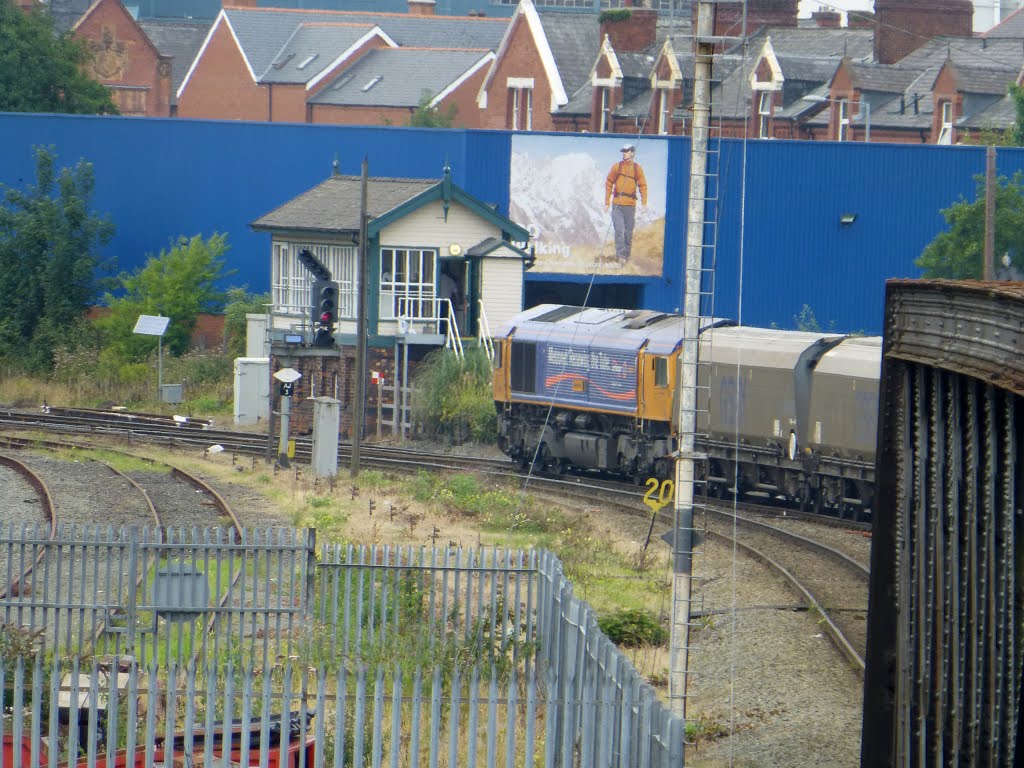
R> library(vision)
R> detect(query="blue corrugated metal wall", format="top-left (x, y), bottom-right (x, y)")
top-left (3, 112), bottom-right (1023, 333)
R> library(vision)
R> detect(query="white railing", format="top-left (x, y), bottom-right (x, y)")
top-left (395, 296), bottom-right (463, 360)
top-left (478, 299), bottom-right (494, 361)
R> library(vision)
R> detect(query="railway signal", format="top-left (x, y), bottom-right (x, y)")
top-left (311, 280), bottom-right (336, 347)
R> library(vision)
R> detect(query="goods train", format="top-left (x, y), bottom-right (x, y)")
top-left (492, 305), bottom-right (881, 519)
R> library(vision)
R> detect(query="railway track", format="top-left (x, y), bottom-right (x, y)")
top-left (2, 406), bottom-right (871, 676)
top-left (0, 435), bottom-right (244, 664)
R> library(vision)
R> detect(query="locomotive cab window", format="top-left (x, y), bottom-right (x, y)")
top-left (511, 342), bottom-right (537, 393)
top-left (653, 357), bottom-right (669, 387)
top-left (493, 342), bottom-right (503, 369)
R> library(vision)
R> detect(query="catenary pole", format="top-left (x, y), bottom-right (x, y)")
top-left (670, 0), bottom-right (715, 725)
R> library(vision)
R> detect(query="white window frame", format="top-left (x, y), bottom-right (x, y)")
top-left (837, 98), bottom-right (851, 142)
top-left (758, 92), bottom-right (772, 139)
top-left (380, 247), bottom-right (438, 320)
top-left (938, 101), bottom-right (953, 145)
top-left (509, 87), bottom-right (533, 130)
top-left (658, 89), bottom-right (672, 135)
top-left (273, 242), bottom-right (357, 319)
top-left (599, 87), bottom-right (611, 133)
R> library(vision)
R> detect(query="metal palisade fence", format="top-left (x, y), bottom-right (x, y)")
top-left (0, 525), bottom-right (683, 767)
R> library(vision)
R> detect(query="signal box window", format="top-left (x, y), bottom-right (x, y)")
top-left (510, 342), bottom-right (536, 393)
top-left (654, 357), bottom-right (669, 387)
top-left (380, 248), bottom-right (436, 320)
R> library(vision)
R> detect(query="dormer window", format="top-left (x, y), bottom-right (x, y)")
top-left (599, 87), bottom-right (612, 133)
top-left (837, 98), bottom-right (851, 142)
top-left (507, 78), bottom-right (534, 131)
top-left (938, 101), bottom-right (953, 145)
top-left (758, 92), bottom-right (772, 139)
top-left (657, 89), bottom-right (672, 135)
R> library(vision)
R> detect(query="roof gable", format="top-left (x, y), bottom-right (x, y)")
top-left (73, 0), bottom-right (166, 63)
top-left (478, 0), bottom-right (567, 112)
top-left (251, 170), bottom-right (528, 244)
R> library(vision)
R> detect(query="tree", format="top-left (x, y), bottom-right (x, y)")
top-left (0, 0), bottom-right (118, 115)
top-left (0, 146), bottom-right (114, 372)
top-left (96, 234), bottom-right (233, 362)
top-left (223, 287), bottom-right (271, 358)
top-left (916, 171), bottom-right (1024, 279)
top-left (409, 91), bottom-right (457, 128)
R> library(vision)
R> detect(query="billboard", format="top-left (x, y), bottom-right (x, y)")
top-left (509, 134), bottom-right (668, 276)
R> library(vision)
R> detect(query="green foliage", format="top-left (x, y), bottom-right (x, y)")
top-left (916, 171), bottom-right (1024, 278)
top-left (597, 608), bottom-right (668, 648)
top-left (223, 287), bottom-right (270, 357)
top-left (411, 346), bottom-right (496, 442)
top-left (0, 146), bottom-right (115, 373)
top-left (1011, 83), bottom-right (1024, 147)
top-left (793, 304), bottom-right (820, 331)
top-left (598, 8), bottom-right (631, 22)
top-left (0, 0), bottom-right (118, 115)
top-left (96, 233), bottom-right (233, 361)
top-left (409, 90), bottom-right (457, 128)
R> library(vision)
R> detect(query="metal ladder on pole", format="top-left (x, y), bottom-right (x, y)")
top-left (671, 0), bottom-right (738, 734)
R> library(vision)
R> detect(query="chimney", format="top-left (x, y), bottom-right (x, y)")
top-left (693, 0), bottom-right (798, 40)
top-left (408, 0), bottom-right (436, 16)
top-left (599, 7), bottom-right (657, 52)
top-left (812, 9), bottom-right (841, 27)
top-left (873, 0), bottom-right (971, 64)
top-left (846, 10), bottom-right (874, 28)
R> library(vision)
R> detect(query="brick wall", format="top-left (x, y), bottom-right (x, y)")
top-left (697, 0), bottom-right (797, 40)
top-left (874, 0), bottom-right (972, 64)
top-left (477, 14), bottom-right (557, 131)
top-left (598, 8), bottom-right (656, 52)
top-left (271, 344), bottom-right (410, 439)
top-left (177, 19), bottom-right (268, 120)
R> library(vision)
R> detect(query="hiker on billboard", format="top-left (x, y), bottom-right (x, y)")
top-left (605, 143), bottom-right (648, 263)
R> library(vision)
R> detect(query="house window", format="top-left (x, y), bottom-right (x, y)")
top-left (938, 101), bottom-right (953, 145)
top-left (837, 99), bottom-right (851, 142)
top-left (657, 90), bottom-right (672, 135)
top-left (380, 248), bottom-right (437, 320)
top-left (273, 242), bottom-right (357, 319)
top-left (599, 87), bottom-right (612, 133)
top-left (509, 87), bottom-right (533, 130)
top-left (758, 92), bottom-right (772, 139)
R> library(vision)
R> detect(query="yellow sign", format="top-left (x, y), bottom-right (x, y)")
top-left (287, 439), bottom-right (296, 459)
top-left (643, 478), bottom-right (674, 514)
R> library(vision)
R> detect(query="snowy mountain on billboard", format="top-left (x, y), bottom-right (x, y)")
top-left (509, 150), bottom-right (658, 247)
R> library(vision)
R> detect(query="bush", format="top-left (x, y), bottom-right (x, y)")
top-left (411, 346), bottom-right (496, 443)
top-left (598, 608), bottom-right (668, 648)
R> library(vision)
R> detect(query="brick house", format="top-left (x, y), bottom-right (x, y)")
top-left (71, 0), bottom-right (173, 116)
top-left (250, 167), bottom-right (530, 437)
top-left (176, 5), bottom-right (507, 124)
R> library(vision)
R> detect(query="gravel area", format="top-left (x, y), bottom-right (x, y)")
top-left (685, 538), bottom-right (863, 767)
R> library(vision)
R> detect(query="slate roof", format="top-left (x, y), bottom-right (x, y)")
top-left (222, 7), bottom-right (507, 80)
top-left (982, 5), bottom-right (1024, 38)
top-left (959, 92), bottom-right (1017, 129)
top-left (49, 0), bottom-right (94, 33)
top-left (845, 62), bottom-right (922, 94)
top-left (259, 23), bottom-right (383, 84)
top-left (745, 26), bottom-right (873, 61)
top-left (252, 175), bottom-right (437, 233)
top-left (897, 36), bottom-right (1024, 71)
top-left (535, 10), bottom-right (603, 98)
top-left (309, 48), bottom-right (491, 106)
top-left (138, 18), bottom-right (211, 98)
top-left (945, 63), bottom-right (1017, 95)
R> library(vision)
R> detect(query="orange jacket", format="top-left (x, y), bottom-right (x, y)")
top-left (605, 160), bottom-right (647, 207)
